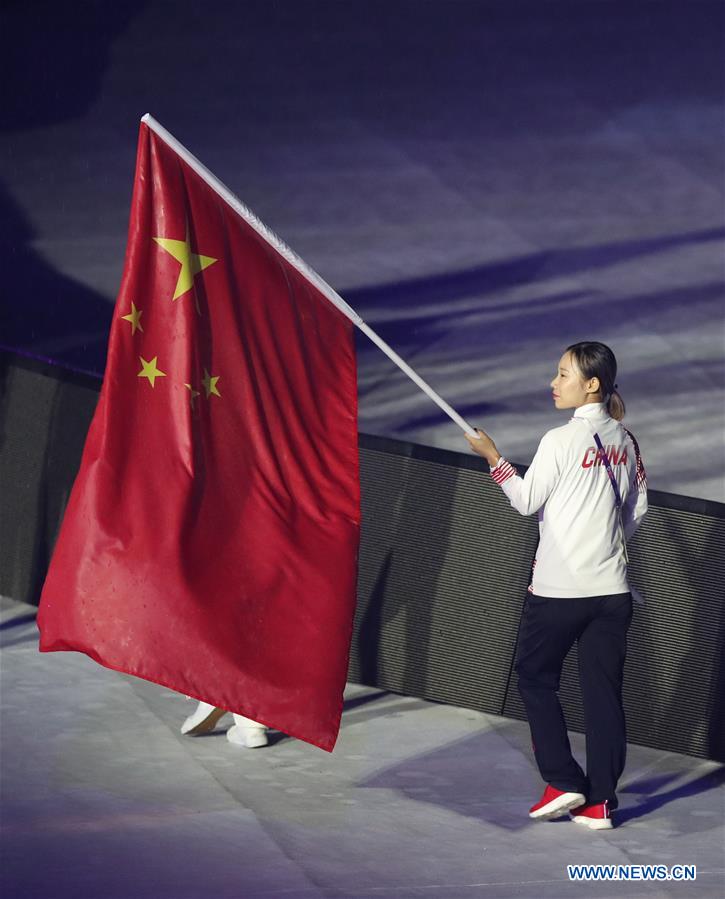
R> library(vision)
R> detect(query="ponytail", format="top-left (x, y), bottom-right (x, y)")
top-left (607, 389), bottom-right (625, 421)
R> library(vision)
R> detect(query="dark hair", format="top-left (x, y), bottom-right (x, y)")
top-left (566, 341), bottom-right (625, 421)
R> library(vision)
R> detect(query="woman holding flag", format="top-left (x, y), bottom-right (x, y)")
top-left (467, 341), bottom-right (647, 830)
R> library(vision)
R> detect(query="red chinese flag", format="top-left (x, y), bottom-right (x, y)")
top-left (37, 120), bottom-right (360, 751)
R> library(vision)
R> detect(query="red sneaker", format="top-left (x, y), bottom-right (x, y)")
top-left (529, 785), bottom-right (586, 820)
top-left (570, 800), bottom-right (614, 830)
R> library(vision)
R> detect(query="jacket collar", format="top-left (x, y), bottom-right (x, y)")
top-left (572, 402), bottom-right (609, 420)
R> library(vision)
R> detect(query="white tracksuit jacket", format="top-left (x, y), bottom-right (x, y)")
top-left (490, 402), bottom-right (648, 598)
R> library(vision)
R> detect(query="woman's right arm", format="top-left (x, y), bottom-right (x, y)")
top-left (622, 428), bottom-right (648, 539)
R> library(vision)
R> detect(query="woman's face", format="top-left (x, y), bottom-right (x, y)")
top-left (550, 352), bottom-right (600, 410)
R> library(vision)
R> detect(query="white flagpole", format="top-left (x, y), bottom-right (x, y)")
top-left (141, 114), bottom-right (478, 438)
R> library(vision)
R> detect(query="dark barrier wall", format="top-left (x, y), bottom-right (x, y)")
top-left (0, 354), bottom-right (101, 606)
top-left (2, 351), bottom-right (724, 760)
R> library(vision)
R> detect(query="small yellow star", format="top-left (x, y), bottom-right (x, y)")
top-left (202, 368), bottom-right (221, 399)
top-left (138, 356), bottom-right (166, 388)
top-left (153, 225), bottom-right (217, 301)
top-left (121, 302), bottom-right (144, 335)
top-left (184, 383), bottom-right (201, 408)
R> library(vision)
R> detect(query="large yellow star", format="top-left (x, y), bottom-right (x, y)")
top-left (153, 227), bottom-right (217, 301)
top-left (138, 356), bottom-right (166, 388)
top-left (202, 368), bottom-right (221, 398)
top-left (121, 302), bottom-right (143, 335)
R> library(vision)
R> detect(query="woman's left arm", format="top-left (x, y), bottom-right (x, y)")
top-left (466, 428), bottom-right (561, 516)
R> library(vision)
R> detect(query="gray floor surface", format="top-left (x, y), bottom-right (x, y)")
top-left (2, 597), bottom-right (723, 899)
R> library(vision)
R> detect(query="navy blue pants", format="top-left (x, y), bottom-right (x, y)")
top-left (515, 592), bottom-right (633, 808)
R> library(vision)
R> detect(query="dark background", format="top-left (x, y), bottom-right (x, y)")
top-left (2, 0), bottom-right (724, 497)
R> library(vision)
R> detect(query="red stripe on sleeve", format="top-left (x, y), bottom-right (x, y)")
top-left (491, 459), bottom-right (517, 485)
